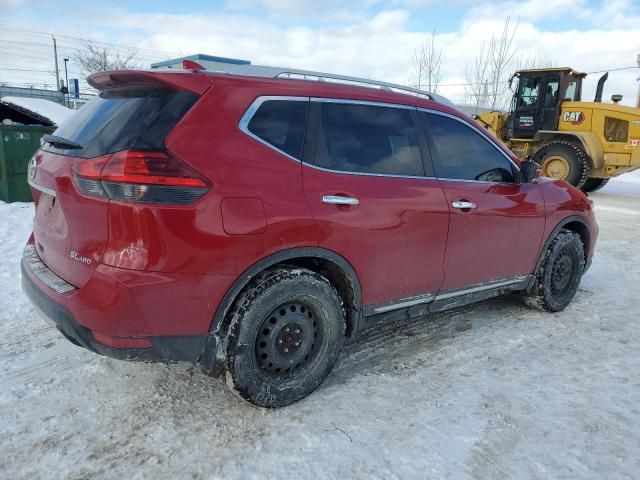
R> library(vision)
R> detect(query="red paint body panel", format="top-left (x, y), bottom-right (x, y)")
top-left (221, 198), bottom-right (267, 235)
top-left (440, 181), bottom-right (546, 289)
top-left (31, 151), bottom-right (109, 287)
top-left (24, 70), bottom-right (599, 349)
top-left (23, 244), bottom-right (234, 336)
top-left (538, 178), bottom-right (598, 259)
top-left (302, 169), bottom-right (449, 304)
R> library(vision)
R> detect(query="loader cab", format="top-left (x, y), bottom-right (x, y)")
top-left (507, 67), bottom-right (586, 139)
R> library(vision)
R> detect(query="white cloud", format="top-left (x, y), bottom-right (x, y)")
top-left (1, 1), bottom-right (639, 106)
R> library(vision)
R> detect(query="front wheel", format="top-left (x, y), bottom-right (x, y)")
top-left (224, 266), bottom-right (345, 407)
top-left (524, 230), bottom-right (585, 312)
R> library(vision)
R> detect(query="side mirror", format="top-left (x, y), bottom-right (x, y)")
top-left (520, 160), bottom-right (540, 183)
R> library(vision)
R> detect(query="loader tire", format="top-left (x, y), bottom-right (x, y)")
top-left (532, 141), bottom-right (590, 188)
top-left (581, 178), bottom-right (609, 193)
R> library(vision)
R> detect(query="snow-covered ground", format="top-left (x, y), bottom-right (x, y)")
top-left (1, 172), bottom-right (639, 479)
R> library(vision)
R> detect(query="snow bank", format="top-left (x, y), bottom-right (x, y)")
top-left (1, 181), bottom-right (639, 478)
top-left (1, 96), bottom-right (73, 126)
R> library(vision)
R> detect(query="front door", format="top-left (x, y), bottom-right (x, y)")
top-left (302, 101), bottom-right (450, 308)
top-left (512, 74), bottom-right (543, 138)
top-left (419, 110), bottom-right (546, 290)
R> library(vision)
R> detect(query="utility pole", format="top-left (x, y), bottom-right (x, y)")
top-left (636, 53), bottom-right (640, 108)
top-left (63, 58), bottom-right (70, 108)
top-left (52, 35), bottom-right (60, 92)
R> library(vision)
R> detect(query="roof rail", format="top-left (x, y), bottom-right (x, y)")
top-left (197, 63), bottom-right (457, 109)
top-left (274, 68), bottom-right (456, 108)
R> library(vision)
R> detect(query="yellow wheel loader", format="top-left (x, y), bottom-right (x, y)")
top-left (474, 67), bottom-right (640, 192)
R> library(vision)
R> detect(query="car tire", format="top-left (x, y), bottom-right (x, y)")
top-left (523, 229), bottom-right (585, 312)
top-left (580, 178), bottom-right (609, 193)
top-left (532, 141), bottom-right (590, 188)
top-left (223, 266), bottom-right (345, 407)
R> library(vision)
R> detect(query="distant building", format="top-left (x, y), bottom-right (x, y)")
top-left (151, 53), bottom-right (251, 73)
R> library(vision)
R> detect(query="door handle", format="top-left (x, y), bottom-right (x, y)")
top-left (451, 201), bottom-right (477, 210)
top-left (322, 195), bottom-right (360, 206)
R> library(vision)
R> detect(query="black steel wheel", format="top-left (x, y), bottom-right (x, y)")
top-left (224, 266), bottom-right (345, 407)
top-left (524, 229), bottom-right (585, 312)
top-left (549, 251), bottom-right (577, 297)
top-left (255, 301), bottom-right (321, 376)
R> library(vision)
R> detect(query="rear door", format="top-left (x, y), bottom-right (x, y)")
top-left (301, 100), bottom-right (449, 309)
top-left (29, 85), bottom-right (199, 287)
top-left (419, 110), bottom-right (545, 290)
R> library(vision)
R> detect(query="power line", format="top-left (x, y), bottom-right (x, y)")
top-left (0, 24), bottom-right (183, 58)
top-left (586, 66), bottom-right (639, 74)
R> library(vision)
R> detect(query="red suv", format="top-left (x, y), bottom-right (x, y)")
top-left (22, 69), bottom-right (597, 407)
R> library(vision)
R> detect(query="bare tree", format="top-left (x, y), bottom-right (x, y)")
top-left (464, 16), bottom-right (520, 112)
top-left (74, 41), bottom-right (141, 78)
top-left (408, 30), bottom-right (443, 93)
top-left (464, 42), bottom-right (492, 113)
top-left (516, 54), bottom-right (555, 70)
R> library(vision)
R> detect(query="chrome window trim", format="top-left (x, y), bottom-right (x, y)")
top-left (238, 96), bottom-right (522, 184)
top-left (238, 95), bottom-right (310, 164)
top-left (310, 97), bottom-right (415, 110)
top-left (28, 179), bottom-right (56, 197)
top-left (300, 162), bottom-right (433, 181)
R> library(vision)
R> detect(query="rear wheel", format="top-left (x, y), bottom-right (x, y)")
top-left (224, 266), bottom-right (345, 407)
top-left (532, 141), bottom-right (590, 188)
top-left (581, 177), bottom-right (609, 193)
top-left (523, 229), bottom-right (585, 312)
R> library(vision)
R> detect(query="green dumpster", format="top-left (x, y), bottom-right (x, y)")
top-left (0, 124), bottom-right (54, 203)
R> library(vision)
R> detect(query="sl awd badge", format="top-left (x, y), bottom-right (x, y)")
top-left (70, 251), bottom-right (92, 265)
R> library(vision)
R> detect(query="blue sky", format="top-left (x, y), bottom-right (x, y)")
top-left (1, 0), bottom-right (639, 105)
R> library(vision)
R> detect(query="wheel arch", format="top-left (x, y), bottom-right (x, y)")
top-left (533, 215), bottom-right (591, 276)
top-left (208, 247), bottom-right (363, 341)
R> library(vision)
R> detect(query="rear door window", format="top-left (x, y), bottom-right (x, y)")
top-left (421, 112), bottom-right (516, 183)
top-left (246, 99), bottom-right (309, 160)
top-left (313, 102), bottom-right (424, 177)
top-left (44, 87), bottom-right (198, 159)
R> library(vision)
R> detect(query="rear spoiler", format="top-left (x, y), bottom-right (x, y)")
top-left (87, 70), bottom-right (211, 95)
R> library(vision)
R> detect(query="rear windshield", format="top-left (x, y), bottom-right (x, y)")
top-left (43, 86), bottom-right (198, 158)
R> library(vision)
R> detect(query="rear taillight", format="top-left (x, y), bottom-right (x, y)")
top-left (71, 150), bottom-right (209, 204)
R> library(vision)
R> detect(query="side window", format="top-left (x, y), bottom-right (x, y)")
top-left (247, 100), bottom-right (308, 159)
top-left (314, 102), bottom-right (424, 176)
top-left (544, 76), bottom-right (560, 107)
top-left (565, 81), bottom-right (578, 101)
top-left (518, 76), bottom-right (541, 107)
top-left (421, 112), bottom-right (516, 183)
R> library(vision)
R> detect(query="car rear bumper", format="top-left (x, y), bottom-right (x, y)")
top-left (21, 243), bottom-right (225, 364)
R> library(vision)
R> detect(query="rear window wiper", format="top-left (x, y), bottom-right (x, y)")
top-left (43, 134), bottom-right (83, 150)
